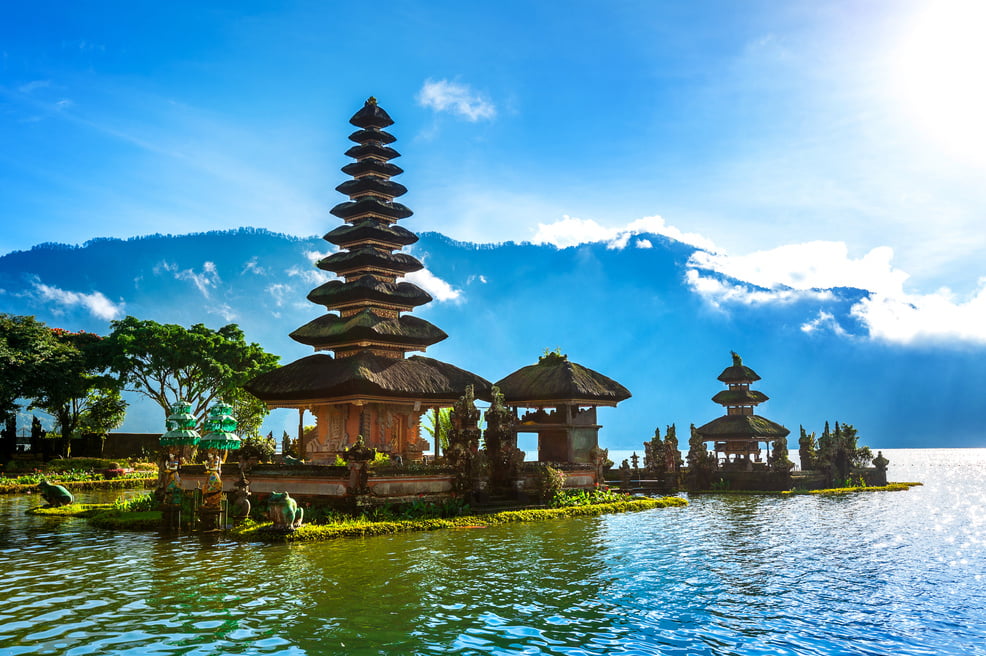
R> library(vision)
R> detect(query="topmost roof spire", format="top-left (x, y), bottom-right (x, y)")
top-left (349, 97), bottom-right (394, 129)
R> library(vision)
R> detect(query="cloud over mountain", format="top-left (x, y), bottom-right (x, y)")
top-left (1, 227), bottom-right (983, 447)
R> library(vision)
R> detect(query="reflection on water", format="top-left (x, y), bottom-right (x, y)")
top-left (1, 449), bottom-right (984, 655)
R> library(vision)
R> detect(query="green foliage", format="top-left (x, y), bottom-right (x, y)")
top-left (88, 509), bottom-right (162, 531)
top-left (421, 407), bottom-right (452, 451)
top-left (112, 492), bottom-right (156, 512)
top-left (710, 478), bottom-right (731, 491)
top-left (26, 503), bottom-right (111, 517)
top-left (102, 316), bottom-right (279, 428)
top-left (370, 451), bottom-right (390, 466)
top-left (0, 474), bottom-right (155, 495)
top-left (552, 485), bottom-right (629, 507)
top-left (230, 497), bottom-right (688, 543)
top-left (76, 388), bottom-right (128, 435)
top-left (239, 433), bottom-right (276, 462)
top-left (0, 314), bottom-right (57, 422)
top-left (25, 328), bottom-right (121, 455)
top-left (534, 464), bottom-right (566, 503)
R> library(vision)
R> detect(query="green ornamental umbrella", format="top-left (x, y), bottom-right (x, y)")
top-left (198, 402), bottom-right (241, 451)
top-left (160, 400), bottom-right (201, 447)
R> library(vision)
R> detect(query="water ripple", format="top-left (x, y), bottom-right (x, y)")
top-left (1, 449), bottom-right (985, 655)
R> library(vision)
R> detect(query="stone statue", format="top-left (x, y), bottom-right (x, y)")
top-left (201, 450), bottom-right (223, 510)
top-left (447, 386), bottom-right (482, 494)
top-left (484, 386), bottom-right (521, 493)
top-left (38, 479), bottom-right (74, 507)
top-left (229, 473), bottom-right (252, 519)
top-left (343, 435), bottom-right (375, 495)
top-left (619, 459), bottom-right (632, 490)
top-left (267, 491), bottom-right (304, 530)
top-left (643, 427), bottom-right (666, 477)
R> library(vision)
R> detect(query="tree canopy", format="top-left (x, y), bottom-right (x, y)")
top-left (27, 328), bottom-right (125, 455)
top-left (102, 316), bottom-right (279, 428)
top-left (0, 314), bottom-right (56, 422)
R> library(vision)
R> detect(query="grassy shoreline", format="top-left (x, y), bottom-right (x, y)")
top-left (230, 497), bottom-right (688, 543)
top-left (0, 476), bottom-right (156, 495)
top-left (689, 482), bottom-right (923, 496)
top-left (26, 496), bottom-right (688, 541)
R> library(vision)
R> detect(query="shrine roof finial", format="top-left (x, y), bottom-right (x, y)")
top-left (731, 351), bottom-right (742, 367)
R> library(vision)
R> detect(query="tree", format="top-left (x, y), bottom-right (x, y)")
top-left (27, 328), bottom-right (124, 457)
top-left (76, 388), bottom-right (128, 435)
top-left (0, 314), bottom-right (57, 423)
top-left (102, 317), bottom-right (279, 429)
top-left (422, 407), bottom-right (452, 456)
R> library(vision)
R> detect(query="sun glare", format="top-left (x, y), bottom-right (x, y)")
top-left (888, 0), bottom-right (986, 167)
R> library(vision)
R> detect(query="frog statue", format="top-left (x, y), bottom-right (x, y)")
top-left (38, 479), bottom-right (74, 507)
top-left (266, 491), bottom-right (303, 530)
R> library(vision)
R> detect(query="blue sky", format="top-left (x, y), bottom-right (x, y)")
top-left (2, 0), bottom-right (985, 347)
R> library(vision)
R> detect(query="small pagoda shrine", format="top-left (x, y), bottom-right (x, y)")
top-left (245, 98), bottom-right (490, 462)
top-left (495, 352), bottom-right (631, 463)
top-left (694, 352), bottom-right (789, 469)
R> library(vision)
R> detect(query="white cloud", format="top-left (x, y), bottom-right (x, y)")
top-left (242, 257), bottom-right (266, 275)
top-left (208, 303), bottom-right (238, 322)
top-left (851, 281), bottom-right (986, 345)
top-left (684, 269), bottom-right (834, 308)
top-left (687, 239), bottom-right (986, 344)
top-left (287, 265), bottom-right (334, 286)
top-left (635, 239), bottom-right (653, 249)
top-left (531, 215), bottom-right (718, 251)
top-left (266, 283), bottom-right (293, 307)
top-left (417, 79), bottom-right (496, 121)
top-left (801, 311), bottom-right (849, 337)
top-left (172, 261), bottom-right (220, 298)
top-left (688, 241), bottom-right (908, 297)
top-left (404, 268), bottom-right (462, 303)
top-left (32, 283), bottom-right (124, 320)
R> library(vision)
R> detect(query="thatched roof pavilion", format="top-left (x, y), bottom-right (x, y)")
top-left (246, 98), bottom-right (490, 462)
top-left (494, 352), bottom-right (630, 463)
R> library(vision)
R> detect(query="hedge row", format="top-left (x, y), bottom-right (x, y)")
top-left (230, 496), bottom-right (688, 543)
top-left (0, 476), bottom-right (156, 495)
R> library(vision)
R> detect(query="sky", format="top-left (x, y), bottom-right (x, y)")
top-left (1, 0), bottom-right (985, 349)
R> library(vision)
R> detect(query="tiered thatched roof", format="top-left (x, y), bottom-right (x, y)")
top-left (695, 414), bottom-right (789, 438)
top-left (244, 352), bottom-right (491, 403)
top-left (495, 352), bottom-right (631, 406)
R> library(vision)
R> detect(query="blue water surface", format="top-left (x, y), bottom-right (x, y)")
top-left (0, 448), bottom-right (984, 655)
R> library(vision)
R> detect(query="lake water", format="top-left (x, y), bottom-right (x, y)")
top-left (1, 448), bottom-right (984, 655)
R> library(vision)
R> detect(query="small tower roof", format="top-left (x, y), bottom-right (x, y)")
top-left (349, 97), bottom-right (394, 129)
top-left (717, 351), bottom-right (761, 383)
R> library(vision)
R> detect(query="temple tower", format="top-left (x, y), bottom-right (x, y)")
top-left (694, 352), bottom-right (789, 469)
top-left (246, 98), bottom-right (490, 462)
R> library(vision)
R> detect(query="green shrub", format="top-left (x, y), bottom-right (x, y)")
top-left (534, 464), bottom-right (566, 503)
top-left (113, 493), bottom-right (156, 512)
top-left (553, 485), bottom-right (630, 508)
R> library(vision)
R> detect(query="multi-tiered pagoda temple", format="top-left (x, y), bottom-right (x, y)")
top-left (246, 98), bottom-right (490, 462)
top-left (694, 352), bottom-right (789, 469)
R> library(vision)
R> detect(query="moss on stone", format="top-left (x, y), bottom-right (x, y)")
top-left (26, 503), bottom-right (113, 517)
top-left (88, 509), bottom-right (163, 531)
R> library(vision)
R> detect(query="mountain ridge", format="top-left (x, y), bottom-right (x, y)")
top-left (1, 227), bottom-right (983, 448)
